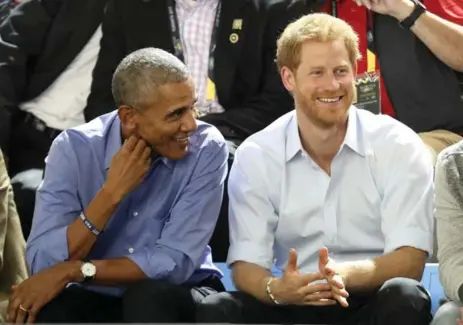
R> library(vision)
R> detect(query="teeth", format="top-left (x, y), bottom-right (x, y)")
top-left (318, 97), bottom-right (341, 103)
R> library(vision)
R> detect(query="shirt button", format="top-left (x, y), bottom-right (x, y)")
top-left (128, 248), bottom-right (134, 253)
top-left (133, 211), bottom-right (138, 217)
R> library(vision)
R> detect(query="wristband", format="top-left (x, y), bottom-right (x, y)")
top-left (79, 212), bottom-right (102, 236)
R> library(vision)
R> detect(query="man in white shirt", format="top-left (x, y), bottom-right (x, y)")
top-left (196, 13), bottom-right (434, 325)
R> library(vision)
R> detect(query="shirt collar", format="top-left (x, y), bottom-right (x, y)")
top-left (104, 115), bottom-right (173, 170)
top-left (285, 112), bottom-right (304, 162)
top-left (342, 106), bottom-right (366, 157)
top-left (285, 106), bottom-right (367, 162)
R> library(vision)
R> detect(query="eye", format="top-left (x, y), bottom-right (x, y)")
top-left (335, 68), bottom-right (349, 74)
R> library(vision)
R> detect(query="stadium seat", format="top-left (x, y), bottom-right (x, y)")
top-left (216, 262), bottom-right (445, 315)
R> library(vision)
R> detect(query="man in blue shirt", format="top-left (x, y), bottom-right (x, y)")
top-left (6, 48), bottom-right (228, 323)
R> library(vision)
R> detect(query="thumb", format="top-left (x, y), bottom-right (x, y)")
top-left (285, 248), bottom-right (298, 273)
top-left (318, 247), bottom-right (329, 272)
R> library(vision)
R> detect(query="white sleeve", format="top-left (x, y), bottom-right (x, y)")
top-left (380, 129), bottom-right (434, 256)
top-left (226, 141), bottom-right (278, 270)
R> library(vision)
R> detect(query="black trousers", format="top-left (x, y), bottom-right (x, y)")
top-left (196, 278), bottom-right (432, 325)
top-left (36, 276), bottom-right (225, 323)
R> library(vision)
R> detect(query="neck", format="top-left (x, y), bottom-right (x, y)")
top-left (297, 111), bottom-right (348, 169)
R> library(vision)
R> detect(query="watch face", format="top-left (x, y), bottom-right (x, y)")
top-left (81, 263), bottom-right (96, 277)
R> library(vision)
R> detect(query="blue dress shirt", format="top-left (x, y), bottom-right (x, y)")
top-left (26, 111), bottom-right (228, 296)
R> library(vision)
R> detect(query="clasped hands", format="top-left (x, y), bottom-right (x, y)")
top-left (270, 248), bottom-right (349, 307)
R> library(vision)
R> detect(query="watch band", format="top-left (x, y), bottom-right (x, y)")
top-left (399, 0), bottom-right (427, 29)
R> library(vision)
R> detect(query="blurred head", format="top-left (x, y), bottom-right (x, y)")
top-left (112, 47), bottom-right (197, 160)
top-left (276, 13), bottom-right (362, 129)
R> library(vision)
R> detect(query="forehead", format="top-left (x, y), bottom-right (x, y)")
top-left (299, 39), bottom-right (350, 68)
top-left (155, 78), bottom-right (196, 112)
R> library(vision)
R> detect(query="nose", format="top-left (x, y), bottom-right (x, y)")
top-left (322, 73), bottom-right (341, 92)
top-left (180, 110), bottom-right (198, 133)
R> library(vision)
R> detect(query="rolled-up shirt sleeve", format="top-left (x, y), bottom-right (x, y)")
top-left (127, 136), bottom-right (228, 284)
top-left (226, 141), bottom-right (278, 270)
top-left (380, 129), bottom-right (434, 256)
top-left (26, 132), bottom-right (80, 274)
top-left (435, 146), bottom-right (463, 302)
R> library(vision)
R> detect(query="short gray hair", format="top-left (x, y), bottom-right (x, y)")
top-left (112, 48), bottom-right (190, 110)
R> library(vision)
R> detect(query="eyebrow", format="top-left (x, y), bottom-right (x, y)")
top-left (165, 97), bottom-right (198, 118)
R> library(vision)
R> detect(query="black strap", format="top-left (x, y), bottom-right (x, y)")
top-left (330, 0), bottom-right (375, 53)
top-left (167, 0), bottom-right (221, 81)
top-left (366, 9), bottom-right (375, 53)
top-left (331, 0), bottom-right (337, 17)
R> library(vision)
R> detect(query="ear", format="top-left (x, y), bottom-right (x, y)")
top-left (280, 66), bottom-right (296, 93)
top-left (353, 62), bottom-right (358, 77)
top-left (118, 105), bottom-right (137, 133)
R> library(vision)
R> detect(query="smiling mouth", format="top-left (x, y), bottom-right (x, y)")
top-left (317, 96), bottom-right (344, 104)
top-left (175, 136), bottom-right (189, 145)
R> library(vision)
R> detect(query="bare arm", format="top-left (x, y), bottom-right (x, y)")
top-left (232, 262), bottom-right (275, 303)
top-left (66, 186), bottom-right (121, 261)
top-left (336, 247), bottom-right (426, 292)
top-left (383, 0), bottom-right (463, 72)
top-left (60, 258), bottom-right (147, 285)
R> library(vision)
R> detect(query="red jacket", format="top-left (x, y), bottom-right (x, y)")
top-left (319, 0), bottom-right (463, 117)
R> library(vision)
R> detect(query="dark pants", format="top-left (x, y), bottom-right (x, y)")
top-left (196, 278), bottom-right (432, 325)
top-left (7, 113), bottom-right (60, 239)
top-left (208, 138), bottom-right (241, 262)
top-left (36, 276), bottom-right (225, 323)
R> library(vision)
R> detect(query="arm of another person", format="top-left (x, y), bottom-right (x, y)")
top-left (200, 0), bottom-right (302, 136)
top-left (334, 124), bottom-right (434, 292)
top-left (227, 140), bottom-right (279, 303)
top-left (388, 0), bottom-right (463, 72)
top-left (0, 150), bottom-right (10, 272)
top-left (435, 146), bottom-right (463, 302)
top-left (84, 0), bottom-right (126, 122)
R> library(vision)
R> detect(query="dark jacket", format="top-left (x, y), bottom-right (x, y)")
top-left (0, 0), bottom-right (108, 151)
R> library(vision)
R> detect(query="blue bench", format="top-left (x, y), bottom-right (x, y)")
top-left (216, 262), bottom-right (445, 315)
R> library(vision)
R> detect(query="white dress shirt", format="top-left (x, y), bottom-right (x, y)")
top-left (20, 25), bottom-right (103, 131)
top-left (227, 107), bottom-right (435, 273)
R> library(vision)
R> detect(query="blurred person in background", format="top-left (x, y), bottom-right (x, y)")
top-left (0, 0), bottom-right (109, 240)
top-left (353, 0), bottom-right (463, 165)
top-left (0, 149), bottom-right (28, 322)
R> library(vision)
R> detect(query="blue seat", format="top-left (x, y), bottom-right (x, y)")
top-left (216, 262), bottom-right (445, 315)
top-left (421, 263), bottom-right (445, 315)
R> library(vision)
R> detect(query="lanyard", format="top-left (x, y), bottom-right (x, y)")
top-left (331, 0), bottom-right (338, 17)
top-left (331, 0), bottom-right (375, 53)
top-left (167, 0), bottom-right (222, 80)
top-left (366, 9), bottom-right (375, 53)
